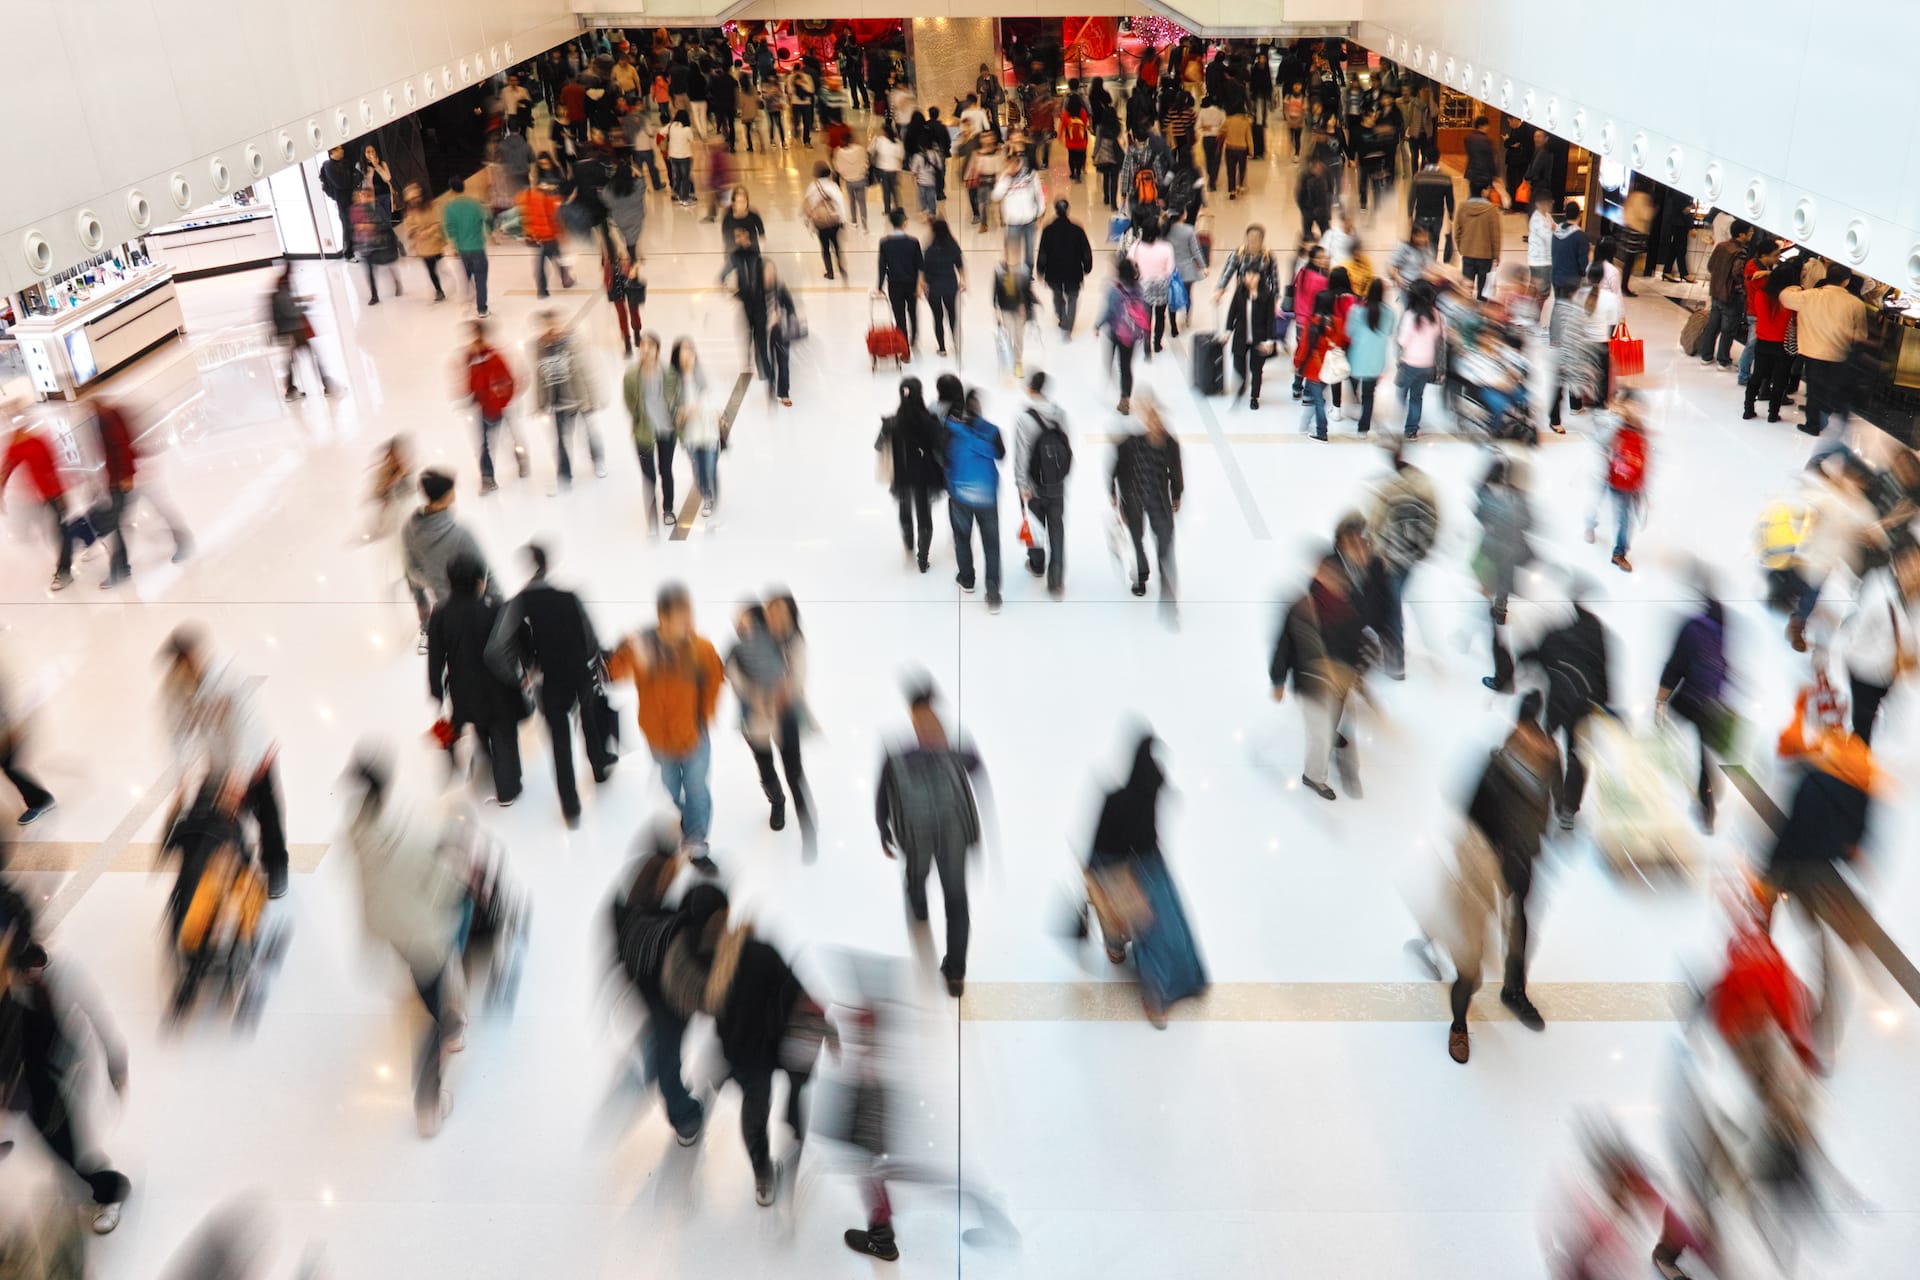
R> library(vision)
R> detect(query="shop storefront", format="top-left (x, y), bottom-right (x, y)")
top-left (145, 187), bottom-right (282, 279)
top-left (6, 248), bottom-right (185, 401)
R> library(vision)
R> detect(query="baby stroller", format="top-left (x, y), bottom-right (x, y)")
top-left (160, 785), bottom-right (287, 1026)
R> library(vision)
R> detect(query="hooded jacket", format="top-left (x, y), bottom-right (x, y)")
top-left (1088, 738), bottom-right (1164, 870)
top-left (402, 508), bottom-right (490, 603)
top-left (1452, 196), bottom-right (1501, 261)
top-left (1522, 605), bottom-right (1612, 723)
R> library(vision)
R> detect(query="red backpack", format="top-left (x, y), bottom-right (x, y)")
top-left (1607, 423), bottom-right (1648, 493)
top-left (1063, 116), bottom-right (1088, 149)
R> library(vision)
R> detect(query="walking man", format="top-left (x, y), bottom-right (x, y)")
top-left (609, 583), bottom-right (726, 868)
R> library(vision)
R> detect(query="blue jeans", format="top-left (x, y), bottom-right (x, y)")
top-left (1611, 488), bottom-right (1635, 558)
top-left (1737, 317), bottom-right (1756, 384)
top-left (478, 411), bottom-right (501, 482)
top-left (1700, 298), bottom-right (1742, 365)
top-left (689, 445), bottom-right (718, 501)
top-left (458, 250), bottom-right (489, 313)
top-left (1397, 363), bottom-right (1432, 436)
top-left (1383, 561), bottom-right (1411, 673)
top-left (950, 495), bottom-right (1001, 594)
top-left (1301, 379), bottom-right (1328, 436)
top-left (655, 734), bottom-right (712, 842)
top-left (1005, 220), bottom-right (1036, 271)
top-left (642, 1009), bottom-right (703, 1136)
top-left (668, 156), bottom-right (695, 201)
top-left (533, 239), bottom-right (570, 297)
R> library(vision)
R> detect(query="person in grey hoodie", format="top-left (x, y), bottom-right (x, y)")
top-left (402, 470), bottom-right (493, 650)
top-left (1013, 371), bottom-right (1072, 597)
top-left (531, 311), bottom-right (604, 488)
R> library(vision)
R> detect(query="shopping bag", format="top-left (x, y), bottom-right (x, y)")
top-left (1168, 273), bottom-right (1189, 314)
top-left (1513, 179), bottom-right (1531, 208)
top-left (1609, 322), bottom-right (1645, 378)
top-left (1106, 214), bottom-right (1131, 243)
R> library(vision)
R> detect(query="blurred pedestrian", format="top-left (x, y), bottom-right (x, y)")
top-left (398, 183), bottom-right (449, 303)
top-left (669, 339), bottom-right (723, 517)
top-left (609, 584), bottom-right (725, 868)
top-left (1035, 200), bottom-right (1092, 339)
top-left (1, 414), bottom-right (80, 591)
top-left (1014, 371), bottom-right (1072, 597)
top-left (440, 177), bottom-right (493, 317)
top-left (1655, 588), bottom-right (1731, 832)
top-left (800, 162), bottom-right (849, 280)
top-left (458, 319), bottom-right (524, 494)
top-left (990, 240), bottom-right (1038, 377)
top-left (608, 831), bottom-right (703, 1143)
top-left (1111, 394), bottom-right (1183, 615)
top-left (1475, 455), bottom-right (1536, 694)
top-left (486, 543), bottom-right (612, 829)
top-left (1518, 584), bottom-right (1613, 831)
top-left (1, 662), bottom-right (55, 826)
top-left (532, 309), bottom-right (605, 487)
top-left (350, 188), bottom-right (403, 305)
top-left (266, 265), bottom-right (336, 400)
top-left (1095, 258), bottom-right (1149, 414)
top-left (725, 597), bottom-right (814, 854)
top-left (427, 554), bottom-right (524, 807)
top-left (944, 386), bottom-right (1007, 611)
top-left (402, 469), bottom-right (491, 651)
top-left (622, 331), bottom-right (678, 531)
top-left (1366, 443), bottom-right (1439, 680)
top-left (1222, 263), bottom-right (1279, 408)
top-left (1836, 542), bottom-right (1920, 745)
top-left (877, 376), bottom-right (945, 572)
top-left (877, 687), bottom-right (987, 997)
top-left (923, 218), bottom-right (967, 357)
top-left (875, 207), bottom-right (924, 354)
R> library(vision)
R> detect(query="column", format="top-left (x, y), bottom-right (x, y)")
top-left (908, 17), bottom-right (999, 120)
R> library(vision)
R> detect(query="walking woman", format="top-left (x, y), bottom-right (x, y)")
top-left (726, 598), bottom-right (816, 853)
top-left (672, 338), bottom-right (722, 518)
top-left (1095, 257), bottom-right (1149, 415)
top-left (1293, 291), bottom-right (1345, 441)
top-left (604, 155), bottom-right (649, 264)
top-left (1127, 219), bottom-right (1178, 354)
top-left (800, 161), bottom-right (849, 280)
top-left (604, 252), bottom-right (647, 357)
top-left (622, 332), bottom-right (680, 531)
top-left (1548, 263), bottom-right (1617, 431)
top-left (762, 259), bottom-right (799, 407)
top-left (1394, 279), bottom-right (1443, 438)
top-left (924, 219), bottom-right (967, 358)
top-left (363, 142), bottom-right (396, 220)
top-left (1343, 278), bottom-right (1394, 434)
top-left (720, 185), bottom-right (767, 252)
top-left (350, 189), bottom-right (403, 306)
top-left (666, 110), bottom-right (697, 205)
top-left (877, 376), bottom-right (946, 571)
top-left (399, 184), bottom-right (449, 302)
top-left (1092, 113), bottom-right (1123, 208)
top-left (1746, 255), bottom-right (1797, 423)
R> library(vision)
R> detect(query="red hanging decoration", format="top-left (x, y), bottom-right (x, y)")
top-left (1063, 17), bottom-right (1118, 63)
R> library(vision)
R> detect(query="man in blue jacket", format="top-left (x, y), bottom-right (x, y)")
top-left (1550, 201), bottom-right (1591, 299)
top-left (943, 387), bottom-right (1006, 612)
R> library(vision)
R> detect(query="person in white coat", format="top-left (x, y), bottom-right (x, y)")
top-left (1839, 544), bottom-right (1920, 743)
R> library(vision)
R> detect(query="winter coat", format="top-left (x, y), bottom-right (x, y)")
top-left (1036, 218), bottom-right (1093, 289)
top-left (429, 593), bottom-right (526, 725)
top-left (879, 403), bottom-right (946, 494)
top-left (402, 508), bottom-right (491, 604)
top-left (345, 794), bottom-right (468, 979)
top-left (1452, 197), bottom-right (1501, 260)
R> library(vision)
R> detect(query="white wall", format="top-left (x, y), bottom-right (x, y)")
top-left (1356, 0), bottom-right (1920, 295)
top-left (0, 0), bottom-right (581, 295)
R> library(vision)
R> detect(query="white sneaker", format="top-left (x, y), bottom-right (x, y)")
top-left (700, 500), bottom-right (714, 517)
top-left (92, 1202), bottom-right (123, 1235)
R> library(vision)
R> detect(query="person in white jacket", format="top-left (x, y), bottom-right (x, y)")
top-left (161, 627), bottom-right (289, 898)
top-left (1526, 192), bottom-right (1555, 298)
top-left (340, 747), bottom-right (471, 1137)
top-left (1840, 544), bottom-right (1920, 743)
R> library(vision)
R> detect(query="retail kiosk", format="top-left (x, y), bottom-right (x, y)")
top-left (8, 253), bottom-right (186, 400)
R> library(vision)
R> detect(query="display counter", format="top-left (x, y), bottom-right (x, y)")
top-left (9, 267), bottom-right (185, 399)
top-left (145, 209), bottom-right (282, 278)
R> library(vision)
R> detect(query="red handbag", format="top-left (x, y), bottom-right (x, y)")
top-left (1609, 322), bottom-right (1645, 378)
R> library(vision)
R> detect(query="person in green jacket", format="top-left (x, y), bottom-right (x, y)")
top-left (440, 176), bottom-right (494, 317)
top-left (622, 331), bottom-right (682, 532)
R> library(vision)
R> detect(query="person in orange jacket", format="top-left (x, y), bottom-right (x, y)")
top-left (518, 177), bottom-right (575, 298)
top-left (609, 582), bottom-right (725, 870)
top-left (1, 412), bottom-right (81, 591)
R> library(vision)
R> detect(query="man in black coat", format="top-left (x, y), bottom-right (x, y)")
top-left (1034, 199), bottom-right (1093, 337)
top-left (428, 555), bottom-right (524, 806)
top-left (1462, 115), bottom-right (1496, 194)
top-left (319, 146), bottom-right (360, 260)
top-left (874, 208), bottom-right (924, 351)
top-left (1520, 592), bottom-right (1613, 829)
top-left (486, 542), bottom-right (614, 826)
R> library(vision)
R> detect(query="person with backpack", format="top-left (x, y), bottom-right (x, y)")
top-left (1096, 257), bottom-right (1151, 415)
top-left (1014, 371), bottom-right (1072, 598)
top-left (877, 377), bottom-right (947, 573)
top-left (1366, 444), bottom-right (1440, 680)
top-left (1518, 583), bottom-right (1614, 833)
top-left (943, 387), bottom-right (1007, 612)
top-left (1092, 113), bottom-right (1124, 208)
top-left (876, 686), bottom-right (988, 997)
top-left (459, 319), bottom-right (521, 495)
top-left (1062, 105), bottom-right (1090, 182)
top-left (608, 829), bottom-right (704, 1142)
top-left (1111, 395), bottom-right (1183, 613)
top-left (1595, 403), bottom-right (1650, 572)
top-left (1119, 134), bottom-right (1163, 225)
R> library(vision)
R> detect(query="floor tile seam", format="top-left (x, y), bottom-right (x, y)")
top-left (956, 979), bottom-right (1692, 1023)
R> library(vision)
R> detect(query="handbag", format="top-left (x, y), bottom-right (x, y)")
top-left (1442, 232), bottom-right (1456, 265)
top-left (1168, 273), bottom-right (1189, 313)
top-left (1318, 344), bottom-right (1350, 385)
top-left (1513, 179), bottom-right (1531, 207)
top-left (1609, 321), bottom-right (1646, 378)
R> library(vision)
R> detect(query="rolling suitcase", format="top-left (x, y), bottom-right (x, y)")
top-left (1190, 333), bottom-right (1226, 395)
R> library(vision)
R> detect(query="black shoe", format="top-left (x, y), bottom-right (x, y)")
top-left (770, 797), bottom-right (786, 831)
top-left (17, 800), bottom-right (55, 826)
top-left (1482, 676), bottom-right (1511, 693)
top-left (945, 973), bottom-right (965, 998)
top-left (1301, 775), bottom-right (1336, 801)
top-left (845, 1228), bottom-right (900, 1262)
top-left (267, 866), bottom-right (288, 899)
top-left (1130, 580), bottom-right (1146, 597)
top-left (917, 556), bottom-right (929, 573)
top-left (1742, 407), bottom-right (1757, 420)
top-left (564, 809), bottom-right (582, 830)
top-left (1500, 988), bottom-right (1546, 1030)
top-left (1248, 397), bottom-right (1259, 409)
top-left (690, 853), bottom-right (720, 875)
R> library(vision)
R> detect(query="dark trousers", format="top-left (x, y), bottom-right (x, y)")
top-left (1672, 700), bottom-right (1718, 821)
top-left (1352, 375), bottom-right (1379, 432)
top-left (816, 225), bottom-right (845, 278)
top-left (642, 1007), bottom-right (702, 1134)
top-left (656, 433), bottom-right (678, 513)
top-left (1123, 502), bottom-right (1176, 600)
top-left (734, 1063), bottom-right (809, 1175)
top-left (633, 150), bottom-right (663, 188)
top-left (552, 408), bottom-right (602, 483)
top-left (750, 711), bottom-right (812, 832)
top-left (1850, 676), bottom-right (1890, 745)
top-left (612, 295), bottom-right (642, 348)
top-left (1803, 357), bottom-right (1849, 434)
top-left (1100, 166), bottom-right (1120, 207)
top-left (1049, 283), bottom-right (1079, 335)
top-left (906, 840), bottom-right (970, 979)
top-left (1657, 231), bottom-right (1689, 279)
top-left (1462, 256), bottom-right (1492, 300)
top-left (458, 251), bottom-right (489, 313)
top-left (1489, 601), bottom-right (1514, 692)
top-left (455, 713), bottom-right (522, 803)
top-left (1151, 303), bottom-right (1179, 347)
top-left (334, 199), bottom-right (356, 257)
top-left (1547, 707), bottom-right (1589, 818)
top-left (1699, 298), bottom-right (1743, 364)
top-left (533, 239), bottom-right (572, 296)
top-left (1447, 859), bottom-right (1534, 1026)
top-left (1029, 493), bottom-right (1065, 592)
top-left (244, 765), bottom-right (289, 881)
top-left (1068, 148), bottom-right (1086, 180)
top-left (43, 500), bottom-right (79, 579)
top-left (3, 739), bottom-right (53, 811)
top-left (898, 484), bottom-right (935, 562)
top-left (1224, 146), bottom-right (1249, 193)
top-left (950, 497), bottom-right (1000, 593)
top-left (1232, 342), bottom-right (1268, 400)
top-left (929, 284), bottom-right (961, 352)
top-left (1203, 136), bottom-right (1223, 186)
top-left (887, 286), bottom-right (920, 347)
top-left (632, 440), bottom-right (662, 519)
top-left (419, 253), bottom-right (446, 299)
top-left (794, 103), bottom-right (814, 145)
top-left (1111, 338), bottom-right (1136, 398)
top-left (27, 1085), bottom-right (129, 1207)
top-left (1747, 339), bottom-right (1788, 416)
top-left (764, 335), bottom-right (790, 399)
top-left (541, 682), bottom-right (612, 818)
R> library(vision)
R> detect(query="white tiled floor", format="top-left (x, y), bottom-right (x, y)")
top-left (5, 122), bottom-right (1920, 1277)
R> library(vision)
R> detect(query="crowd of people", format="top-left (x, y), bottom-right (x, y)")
top-left (8, 26), bottom-right (1920, 1280)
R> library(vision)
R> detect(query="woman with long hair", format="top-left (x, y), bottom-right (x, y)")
top-left (1288, 242), bottom-right (1330, 399)
top-left (1293, 290), bottom-right (1344, 441)
top-left (1092, 110), bottom-right (1124, 208)
top-left (1344, 277), bottom-right (1395, 434)
top-left (665, 110), bottom-right (697, 205)
top-left (671, 338), bottom-right (722, 518)
top-left (1095, 257), bottom-right (1149, 414)
top-left (1747, 253), bottom-right (1797, 422)
top-left (924, 219), bottom-right (967, 358)
top-left (877, 375), bottom-right (946, 570)
top-left (1321, 264), bottom-right (1355, 416)
top-left (622, 331), bottom-right (679, 529)
top-left (1549, 262), bottom-right (1618, 431)
top-left (1127, 218), bottom-right (1178, 354)
top-left (720, 184), bottom-right (766, 253)
top-left (398, 183), bottom-right (448, 303)
top-left (1394, 280), bottom-right (1443, 438)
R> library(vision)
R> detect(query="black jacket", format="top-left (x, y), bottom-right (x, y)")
top-left (488, 578), bottom-right (602, 696)
top-left (1269, 593), bottom-right (1331, 700)
top-left (1462, 130), bottom-right (1495, 187)
top-left (1522, 606), bottom-right (1612, 724)
top-left (320, 157), bottom-right (359, 202)
top-left (1036, 218), bottom-right (1093, 288)
top-left (876, 232), bottom-right (924, 293)
top-left (879, 405), bottom-right (945, 493)
top-left (1223, 282), bottom-right (1277, 350)
top-left (429, 595), bottom-right (527, 724)
top-left (1111, 434), bottom-right (1183, 514)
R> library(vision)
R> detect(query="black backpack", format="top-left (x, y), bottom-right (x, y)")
top-left (1028, 413), bottom-right (1073, 490)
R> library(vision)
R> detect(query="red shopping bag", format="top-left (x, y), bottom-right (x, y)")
top-left (1610, 322), bottom-right (1645, 378)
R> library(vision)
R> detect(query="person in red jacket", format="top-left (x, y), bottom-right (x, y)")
top-left (1, 414), bottom-right (80, 591)
top-left (1745, 247), bottom-right (1794, 423)
top-left (459, 319), bottom-right (524, 493)
top-left (93, 398), bottom-right (191, 587)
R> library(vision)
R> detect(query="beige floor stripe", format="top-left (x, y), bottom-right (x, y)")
top-left (959, 980), bottom-right (1692, 1024)
top-left (10, 841), bottom-right (331, 875)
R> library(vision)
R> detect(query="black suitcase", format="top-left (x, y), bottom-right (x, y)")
top-left (1191, 333), bottom-right (1226, 395)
